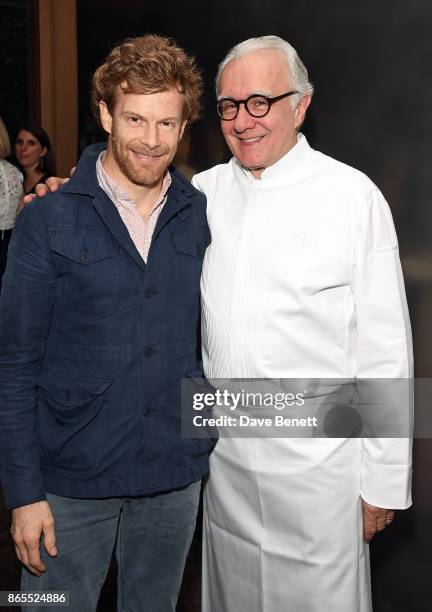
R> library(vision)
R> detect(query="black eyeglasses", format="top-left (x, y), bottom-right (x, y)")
top-left (216, 90), bottom-right (299, 120)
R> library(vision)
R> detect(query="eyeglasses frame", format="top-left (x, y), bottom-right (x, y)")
top-left (217, 90), bottom-right (300, 121)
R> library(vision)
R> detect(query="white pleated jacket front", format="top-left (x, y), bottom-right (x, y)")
top-left (192, 134), bottom-right (413, 612)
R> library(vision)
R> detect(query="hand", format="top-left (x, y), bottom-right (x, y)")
top-left (11, 501), bottom-right (57, 575)
top-left (22, 168), bottom-right (75, 205)
top-left (362, 499), bottom-right (395, 543)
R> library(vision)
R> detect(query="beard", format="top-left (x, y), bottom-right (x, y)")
top-left (111, 130), bottom-right (175, 188)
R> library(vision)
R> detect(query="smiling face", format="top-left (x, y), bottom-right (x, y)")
top-left (99, 86), bottom-right (186, 191)
top-left (15, 130), bottom-right (47, 170)
top-left (218, 49), bottom-right (311, 178)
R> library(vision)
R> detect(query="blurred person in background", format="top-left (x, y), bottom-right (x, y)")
top-left (0, 117), bottom-right (23, 291)
top-left (14, 123), bottom-right (54, 195)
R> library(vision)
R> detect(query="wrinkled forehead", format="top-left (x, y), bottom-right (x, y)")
top-left (218, 49), bottom-right (291, 97)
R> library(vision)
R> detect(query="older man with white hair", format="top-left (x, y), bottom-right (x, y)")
top-left (192, 35), bottom-right (412, 611)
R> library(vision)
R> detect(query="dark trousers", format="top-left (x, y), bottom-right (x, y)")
top-left (21, 480), bottom-right (201, 612)
top-left (0, 228), bottom-right (12, 292)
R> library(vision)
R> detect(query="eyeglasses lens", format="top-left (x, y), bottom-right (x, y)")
top-left (218, 100), bottom-right (237, 120)
top-left (218, 96), bottom-right (270, 120)
top-left (246, 96), bottom-right (269, 117)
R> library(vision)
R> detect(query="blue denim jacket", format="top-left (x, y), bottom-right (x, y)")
top-left (0, 144), bottom-right (214, 509)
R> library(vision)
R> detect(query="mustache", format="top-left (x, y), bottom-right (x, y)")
top-left (128, 145), bottom-right (170, 157)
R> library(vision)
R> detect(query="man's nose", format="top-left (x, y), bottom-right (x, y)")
top-left (139, 125), bottom-right (161, 149)
top-left (233, 103), bottom-right (257, 132)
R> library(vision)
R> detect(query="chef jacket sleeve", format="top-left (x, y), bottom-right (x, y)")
top-left (353, 187), bottom-right (413, 509)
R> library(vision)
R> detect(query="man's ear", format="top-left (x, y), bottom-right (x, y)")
top-left (99, 101), bottom-right (113, 135)
top-left (294, 95), bottom-right (312, 130)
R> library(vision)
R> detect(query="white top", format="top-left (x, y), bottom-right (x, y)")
top-left (193, 133), bottom-right (412, 508)
top-left (0, 159), bottom-right (23, 230)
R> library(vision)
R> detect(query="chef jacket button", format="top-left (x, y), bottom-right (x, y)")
top-left (143, 405), bottom-right (152, 417)
top-left (144, 346), bottom-right (156, 358)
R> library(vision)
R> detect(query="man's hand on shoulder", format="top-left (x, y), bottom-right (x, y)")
top-left (362, 499), bottom-right (395, 543)
top-left (11, 500), bottom-right (57, 575)
top-left (22, 167), bottom-right (76, 206)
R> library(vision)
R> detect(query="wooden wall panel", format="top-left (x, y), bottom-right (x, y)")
top-left (38, 0), bottom-right (77, 175)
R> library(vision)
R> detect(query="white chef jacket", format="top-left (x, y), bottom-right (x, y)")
top-left (192, 134), bottom-right (412, 612)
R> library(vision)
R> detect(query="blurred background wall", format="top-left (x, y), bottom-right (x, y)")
top-left (0, 1), bottom-right (431, 610)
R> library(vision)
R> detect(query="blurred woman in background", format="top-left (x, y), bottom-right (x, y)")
top-left (0, 117), bottom-right (23, 291)
top-left (14, 123), bottom-right (54, 194)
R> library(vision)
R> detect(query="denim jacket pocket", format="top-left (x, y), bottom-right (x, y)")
top-left (50, 229), bottom-right (120, 315)
top-left (37, 370), bottom-right (113, 470)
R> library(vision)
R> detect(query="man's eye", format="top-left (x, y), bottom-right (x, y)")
top-left (161, 121), bottom-right (175, 128)
top-left (129, 116), bottom-right (140, 123)
top-left (251, 98), bottom-right (267, 108)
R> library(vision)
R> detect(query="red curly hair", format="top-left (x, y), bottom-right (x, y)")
top-left (92, 34), bottom-right (203, 124)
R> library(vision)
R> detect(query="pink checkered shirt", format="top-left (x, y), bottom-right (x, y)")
top-left (96, 152), bottom-right (171, 263)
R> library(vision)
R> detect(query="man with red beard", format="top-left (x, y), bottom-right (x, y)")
top-left (0, 35), bottom-right (213, 612)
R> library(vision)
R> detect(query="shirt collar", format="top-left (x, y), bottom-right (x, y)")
top-left (96, 151), bottom-right (171, 212)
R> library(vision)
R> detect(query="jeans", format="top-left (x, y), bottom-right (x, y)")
top-left (21, 480), bottom-right (201, 612)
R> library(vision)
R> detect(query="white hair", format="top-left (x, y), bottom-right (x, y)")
top-left (215, 35), bottom-right (314, 106)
